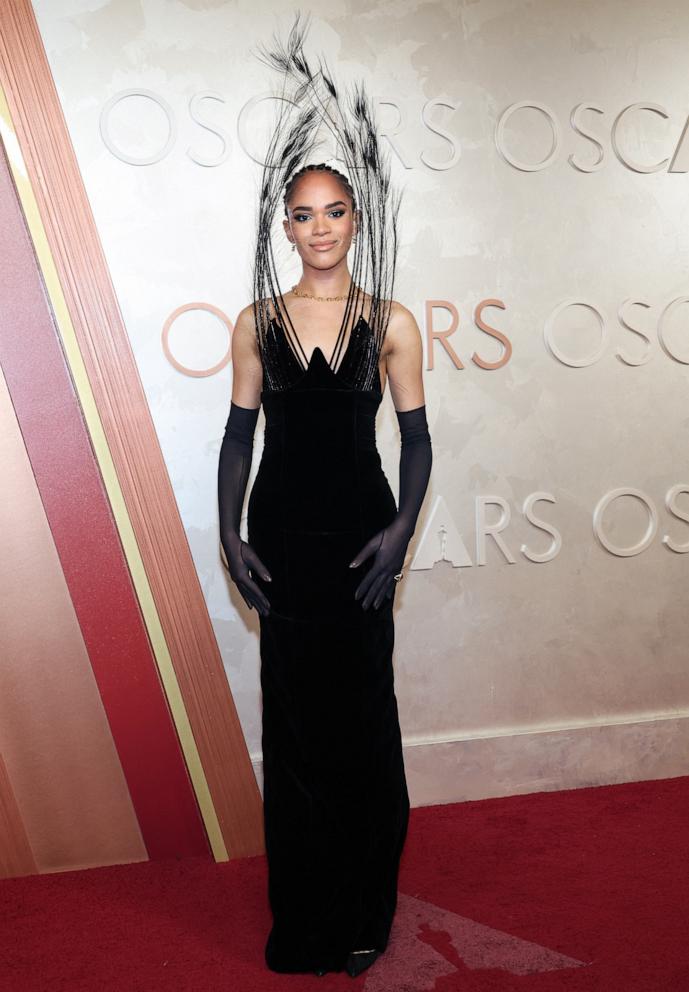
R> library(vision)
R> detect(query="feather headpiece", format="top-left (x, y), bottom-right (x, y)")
top-left (250, 11), bottom-right (401, 392)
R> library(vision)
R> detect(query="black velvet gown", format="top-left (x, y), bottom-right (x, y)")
top-left (247, 311), bottom-right (410, 974)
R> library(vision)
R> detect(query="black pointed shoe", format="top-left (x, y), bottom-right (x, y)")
top-left (345, 948), bottom-right (381, 978)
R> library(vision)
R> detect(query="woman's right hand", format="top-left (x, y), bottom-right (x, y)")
top-left (221, 532), bottom-right (272, 616)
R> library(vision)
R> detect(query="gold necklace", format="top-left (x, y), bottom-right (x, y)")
top-left (291, 283), bottom-right (352, 302)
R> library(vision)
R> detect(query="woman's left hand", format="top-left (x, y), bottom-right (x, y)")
top-left (349, 517), bottom-right (413, 609)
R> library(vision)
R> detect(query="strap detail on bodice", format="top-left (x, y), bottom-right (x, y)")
top-left (260, 314), bottom-right (382, 394)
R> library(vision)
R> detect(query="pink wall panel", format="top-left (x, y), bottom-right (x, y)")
top-left (0, 128), bottom-right (208, 870)
top-left (0, 0), bottom-right (264, 861)
top-left (0, 752), bottom-right (37, 878)
top-left (0, 365), bottom-right (148, 873)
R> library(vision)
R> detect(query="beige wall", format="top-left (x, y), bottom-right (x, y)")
top-left (32, 0), bottom-right (689, 803)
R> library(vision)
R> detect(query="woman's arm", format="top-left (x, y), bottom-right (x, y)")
top-left (230, 304), bottom-right (264, 408)
top-left (218, 305), bottom-right (272, 616)
top-left (350, 303), bottom-right (433, 609)
top-left (386, 302), bottom-right (433, 540)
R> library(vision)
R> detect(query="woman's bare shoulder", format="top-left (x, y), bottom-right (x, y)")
top-left (234, 298), bottom-right (280, 337)
top-left (388, 298), bottom-right (416, 323)
top-left (235, 298), bottom-right (276, 326)
top-left (383, 299), bottom-right (421, 354)
top-left (234, 302), bottom-right (253, 326)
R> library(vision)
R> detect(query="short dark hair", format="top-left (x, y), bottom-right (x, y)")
top-left (283, 162), bottom-right (357, 217)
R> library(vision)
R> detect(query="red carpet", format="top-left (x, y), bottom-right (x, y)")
top-left (3, 775), bottom-right (689, 991)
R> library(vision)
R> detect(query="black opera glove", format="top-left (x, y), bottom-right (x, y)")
top-left (349, 404), bottom-right (433, 610)
top-left (218, 401), bottom-right (272, 617)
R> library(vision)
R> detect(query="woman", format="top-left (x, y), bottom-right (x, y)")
top-left (218, 17), bottom-right (432, 979)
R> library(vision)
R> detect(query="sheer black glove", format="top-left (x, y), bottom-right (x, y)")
top-left (349, 404), bottom-right (432, 609)
top-left (218, 401), bottom-right (272, 616)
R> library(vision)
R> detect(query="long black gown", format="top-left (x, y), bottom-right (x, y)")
top-left (247, 311), bottom-right (410, 974)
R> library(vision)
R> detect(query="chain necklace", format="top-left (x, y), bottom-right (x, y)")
top-left (291, 283), bottom-right (352, 302)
